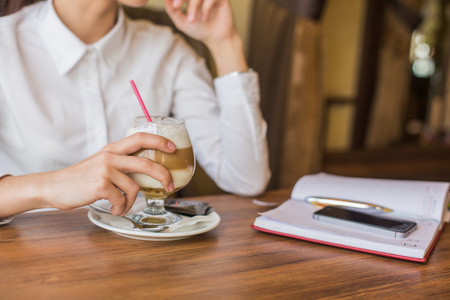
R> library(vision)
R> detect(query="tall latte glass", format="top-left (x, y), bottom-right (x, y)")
top-left (126, 116), bottom-right (195, 225)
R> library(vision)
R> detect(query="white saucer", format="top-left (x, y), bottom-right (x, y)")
top-left (87, 201), bottom-right (220, 241)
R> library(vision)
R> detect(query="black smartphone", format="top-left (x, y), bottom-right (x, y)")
top-left (312, 206), bottom-right (417, 238)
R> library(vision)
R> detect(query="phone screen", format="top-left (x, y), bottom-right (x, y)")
top-left (313, 206), bottom-right (417, 238)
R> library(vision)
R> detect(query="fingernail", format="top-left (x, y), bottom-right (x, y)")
top-left (188, 12), bottom-right (196, 22)
top-left (111, 206), bottom-right (119, 216)
top-left (167, 141), bottom-right (176, 151)
top-left (167, 182), bottom-right (175, 192)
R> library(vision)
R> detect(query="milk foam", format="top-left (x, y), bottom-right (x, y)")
top-left (126, 118), bottom-right (191, 148)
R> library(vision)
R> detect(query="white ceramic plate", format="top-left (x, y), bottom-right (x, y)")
top-left (87, 208), bottom-right (220, 241)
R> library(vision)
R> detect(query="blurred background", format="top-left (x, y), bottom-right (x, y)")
top-left (143, 0), bottom-right (450, 193)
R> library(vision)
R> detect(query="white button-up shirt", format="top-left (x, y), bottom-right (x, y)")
top-left (0, 1), bottom-right (270, 210)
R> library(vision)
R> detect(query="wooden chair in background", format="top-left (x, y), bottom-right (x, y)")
top-left (248, 0), bottom-right (327, 189)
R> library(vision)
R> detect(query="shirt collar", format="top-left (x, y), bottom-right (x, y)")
top-left (92, 7), bottom-right (126, 76)
top-left (39, 0), bottom-right (126, 75)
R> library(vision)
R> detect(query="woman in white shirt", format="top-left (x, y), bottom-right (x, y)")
top-left (0, 0), bottom-right (270, 223)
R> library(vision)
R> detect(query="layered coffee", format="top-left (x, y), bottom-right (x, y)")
top-left (126, 116), bottom-right (195, 199)
top-left (129, 146), bottom-right (195, 198)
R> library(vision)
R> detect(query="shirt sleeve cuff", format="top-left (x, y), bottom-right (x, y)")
top-left (0, 173), bottom-right (14, 225)
top-left (213, 69), bottom-right (260, 108)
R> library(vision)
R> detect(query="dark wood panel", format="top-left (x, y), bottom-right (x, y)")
top-left (323, 144), bottom-right (450, 181)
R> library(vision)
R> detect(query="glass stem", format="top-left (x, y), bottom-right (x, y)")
top-left (144, 198), bottom-right (167, 215)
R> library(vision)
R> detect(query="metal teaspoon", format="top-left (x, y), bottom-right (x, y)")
top-left (89, 204), bottom-right (169, 232)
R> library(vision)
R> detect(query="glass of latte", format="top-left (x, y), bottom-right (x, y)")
top-left (126, 116), bottom-right (195, 226)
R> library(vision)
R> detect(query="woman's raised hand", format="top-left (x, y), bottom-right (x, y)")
top-left (164, 0), bottom-right (237, 45)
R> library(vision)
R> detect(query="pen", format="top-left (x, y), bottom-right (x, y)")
top-left (305, 196), bottom-right (393, 213)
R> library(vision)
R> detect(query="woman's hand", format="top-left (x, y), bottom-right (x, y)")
top-left (0, 133), bottom-right (176, 218)
top-left (164, 0), bottom-right (248, 76)
top-left (46, 132), bottom-right (176, 216)
top-left (164, 0), bottom-right (236, 44)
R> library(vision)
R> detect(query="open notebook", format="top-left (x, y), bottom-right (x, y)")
top-left (252, 173), bottom-right (449, 262)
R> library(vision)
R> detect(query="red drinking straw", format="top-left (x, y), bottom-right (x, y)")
top-left (130, 79), bottom-right (152, 122)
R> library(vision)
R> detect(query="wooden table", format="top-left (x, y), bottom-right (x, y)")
top-left (1, 189), bottom-right (450, 299)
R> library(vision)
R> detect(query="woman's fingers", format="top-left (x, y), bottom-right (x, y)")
top-left (165, 0), bottom-right (221, 23)
top-left (186, 0), bottom-right (202, 22)
top-left (100, 181), bottom-right (128, 216)
top-left (105, 168), bottom-right (140, 216)
top-left (96, 150), bottom-right (174, 192)
top-left (106, 132), bottom-right (176, 156)
top-left (200, 0), bottom-right (218, 21)
top-left (164, 0), bottom-right (190, 28)
top-left (125, 155), bottom-right (175, 193)
top-left (171, 0), bottom-right (185, 9)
